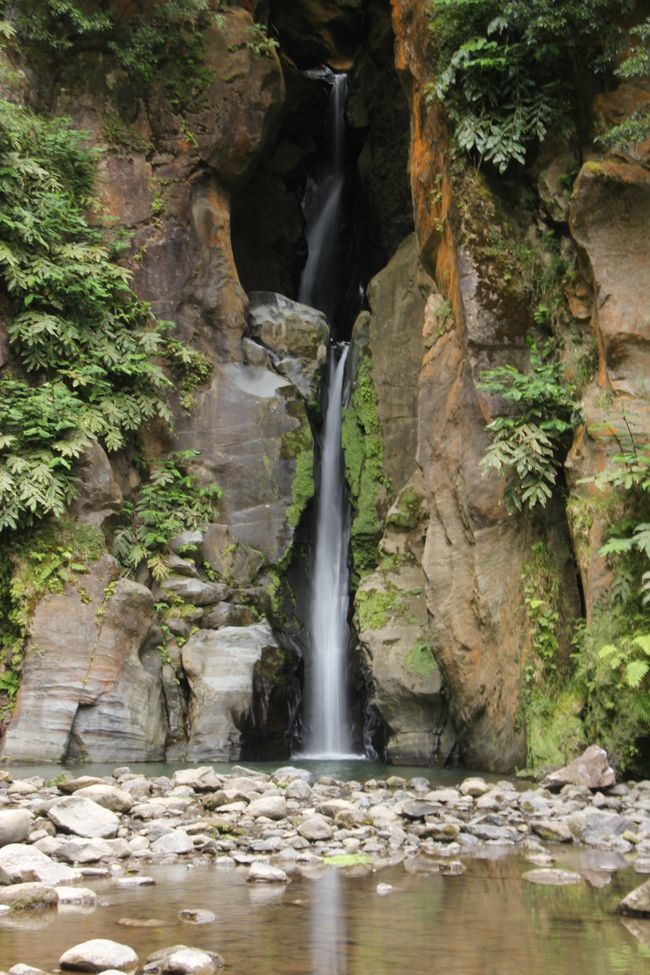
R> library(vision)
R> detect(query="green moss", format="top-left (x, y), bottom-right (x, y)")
top-left (405, 639), bottom-right (437, 680)
top-left (386, 488), bottom-right (423, 530)
top-left (283, 415), bottom-right (315, 529)
top-left (321, 853), bottom-right (372, 867)
top-left (526, 688), bottom-right (586, 769)
top-left (342, 353), bottom-right (385, 582)
top-left (356, 588), bottom-right (399, 631)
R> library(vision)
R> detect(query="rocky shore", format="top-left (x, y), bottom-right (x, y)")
top-left (1, 752), bottom-right (650, 973)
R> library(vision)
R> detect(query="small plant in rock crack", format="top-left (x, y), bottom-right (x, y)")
top-left (113, 451), bottom-right (222, 581)
top-left (478, 340), bottom-right (579, 511)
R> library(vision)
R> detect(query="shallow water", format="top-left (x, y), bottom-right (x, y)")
top-left (1, 854), bottom-right (649, 974)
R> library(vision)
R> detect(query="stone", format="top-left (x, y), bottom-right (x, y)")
top-left (69, 440), bottom-right (122, 528)
top-left (73, 785), bottom-right (134, 813)
top-left (114, 875), bottom-right (155, 888)
top-left (48, 797), bottom-right (119, 839)
top-left (57, 886), bottom-right (98, 908)
top-left (158, 577), bottom-right (228, 607)
top-left (0, 844), bottom-right (81, 886)
top-left (247, 862), bottom-right (289, 884)
top-left (181, 624), bottom-right (279, 761)
top-left (297, 815), bottom-right (333, 842)
top-left (459, 778), bottom-right (490, 798)
top-left (1, 560), bottom-right (165, 764)
top-left (542, 746), bottom-right (616, 792)
top-left (0, 810), bottom-right (33, 847)
top-left (620, 879), bottom-right (650, 917)
top-left (522, 869), bottom-right (583, 886)
top-left (172, 768), bottom-right (223, 792)
top-left (0, 882), bottom-right (58, 910)
top-left (530, 820), bottom-right (573, 844)
top-left (178, 909), bottom-right (216, 925)
top-left (246, 796), bottom-right (287, 820)
top-left (150, 830), bottom-right (193, 855)
top-left (174, 361), bottom-right (314, 564)
top-left (400, 800), bottom-right (439, 819)
top-left (143, 945), bottom-right (224, 975)
top-left (55, 837), bottom-right (114, 863)
top-left (59, 939), bottom-right (138, 972)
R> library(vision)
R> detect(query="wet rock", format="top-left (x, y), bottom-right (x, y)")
top-left (0, 810), bottom-right (33, 848)
top-left (114, 875), bottom-right (155, 888)
top-left (459, 778), bottom-right (490, 798)
top-left (59, 939), bottom-right (138, 972)
top-left (247, 862), bottom-right (289, 884)
top-left (401, 800), bottom-right (439, 819)
top-left (620, 879), bottom-right (650, 917)
top-left (0, 844), bottom-right (81, 886)
top-left (530, 819), bottom-right (573, 843)
top-left (178, 909), bottom-right (216, 925)
top-left (143, 945), bottom-right (224, 974)
top-left (542, 746), bottom-right (616, 792)
top-left (57, 886), bottom-right (98, 908)
top-left (522, 869), bottom-right (583, 886)
top-left (48, 797), bottom-right (119, 839)
top-left (0, 882), bottom-right (58, 910)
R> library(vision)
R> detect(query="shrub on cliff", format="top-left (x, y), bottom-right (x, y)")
top-left (428, 0), bottom-right (635, 171)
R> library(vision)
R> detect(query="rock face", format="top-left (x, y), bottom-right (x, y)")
top-left (1, 559), bottom-right (165, 764)
top-left (182, 624), bottom-right (280, 761)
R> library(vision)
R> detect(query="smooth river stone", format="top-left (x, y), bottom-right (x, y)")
top-left (59, 939), bottom-right (138, 972)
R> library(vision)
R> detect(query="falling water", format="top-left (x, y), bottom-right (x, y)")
top-left (298, 72), bottom-right (348, 322)
top-left (303, 346), bottom-right (352, 757)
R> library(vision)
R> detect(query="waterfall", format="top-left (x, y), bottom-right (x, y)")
top-left (298, 72), bottom-right (348, 321)
top-left (295, 71), bottom-right (359, 758)
top-left (303, 345), bottom-right (352, 757)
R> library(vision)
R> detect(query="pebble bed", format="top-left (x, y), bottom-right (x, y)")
top-left (1, 763), bottom-right (650, 973)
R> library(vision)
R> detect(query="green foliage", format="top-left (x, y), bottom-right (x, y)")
top-left (522, 542), bottom-right (561, 674)
top-left (428, 0), bottom-right (629, 171)
top-left (113, 451), bottom-right (222, 581)
top-left (479, 341), bottom-right (579, 511)
top-left (6, 0), bottom-right (218, 106)
top-left (599, 17), bottom-right (650, 155)
top-left (0, 99), bottom-right (188, 532)
top-left (282, 418), bottom-right (316, 529)
top-left (525, 687), bottom-right (586, 769)
top-left (342, 353), bottom-right (385, 580)
top-left (243, 23), bottom-right (279, 59)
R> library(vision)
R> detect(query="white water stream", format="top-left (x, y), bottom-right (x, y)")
top-left (303, 346), bottom-right (352, 757)
top-left (296, 71), bottom-right (357, 758)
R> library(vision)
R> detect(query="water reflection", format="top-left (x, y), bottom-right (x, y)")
top-left (0, 858), bottom-right (647, 975)
top-left (311, 869), bottom-right (345, 975)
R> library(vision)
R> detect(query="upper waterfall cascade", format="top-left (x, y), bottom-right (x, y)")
top-left (296, 72), bottom-right (358, 758)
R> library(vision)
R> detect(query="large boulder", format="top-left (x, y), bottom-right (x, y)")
top-left (0, 844), bottom-right (81, 887)
top-left (0, 810), bottom-right (33, 848)
top-left (1, 559), bottom-right (166, 764)
top-left (181, 624), bottom-right (280, 761)
top-left (542, 745), bottom-right (616, 792)
top-left (59, 939), bottom-right (138, 973)
top-left (48, 797), bottom-right (120, 840)
top-left (175, 361), bottom-right (316, 563)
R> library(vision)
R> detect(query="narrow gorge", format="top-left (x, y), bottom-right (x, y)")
top-left (0, 0), bottom-right (648, 781)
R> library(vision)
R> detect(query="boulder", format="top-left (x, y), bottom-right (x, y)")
top-left (54, 837), bottom-right (114, 864)
top-left (182, 624), bottom-right (279, 761)
top-left (542, 746), bottom-right (616, 792)
top-left (620, 879), bottom-right (650, 917)
top-left (0, 882), bottom-right (58, 910)
top-left (0, 810), bottom-right (33, 848)
top-left (174, 361), bottom-right (315, 563)
top-left (48, 797), bottom-right (119, 839)
top-left (1, 559), bottom-right (166, 763)
top-left (172, 768), bottom-right (223, 792)
top-left (297, 815), bottom-right (333, 842)
top-left (59, 939), bottom-right (138, 972)
top-left (246, 796), bottom-right (287, 820)
top-left (56, 886), bottom-right (98, 908)
top-left (247, 862), bottom-right (289, 884)
top-left (142, 945), bottom-right (224, 975)
top-left (72, 785), bottom-right (133, 813)
top-left (0, 844), bottom-right (81, 886)
top-left (150, 830), bottom-right (193, 856)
